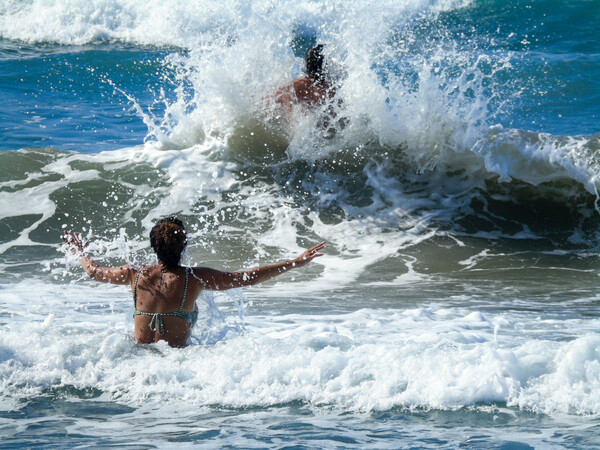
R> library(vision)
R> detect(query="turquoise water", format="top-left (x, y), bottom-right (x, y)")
top-left (1, 0), bottom-right (600, 448)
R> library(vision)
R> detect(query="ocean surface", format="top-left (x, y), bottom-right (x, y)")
top-left (1, 0), bottom-right (600, 447)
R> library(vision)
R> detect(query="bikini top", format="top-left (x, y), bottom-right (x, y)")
top-left (133, 267), bottom-right (198, 335)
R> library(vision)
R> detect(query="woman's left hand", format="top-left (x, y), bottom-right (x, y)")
top-left (292, 242), bottom-right (326, 268)
top-left (61, 231), bottom-right (89, 255)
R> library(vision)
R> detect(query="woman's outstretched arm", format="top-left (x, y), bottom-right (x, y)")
top-left (193, 242), bottom-right (325, 291)
top-left (62, 231), bottom-right (132, 285)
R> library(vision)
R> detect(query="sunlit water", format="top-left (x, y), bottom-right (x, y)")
top-left (1, 0), bottom-right (600, 447)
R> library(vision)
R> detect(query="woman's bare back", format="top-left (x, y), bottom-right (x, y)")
top-left (132, 266), bottom-right (200, 347)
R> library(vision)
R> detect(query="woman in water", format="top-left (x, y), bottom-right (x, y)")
top-left (62, 217), bottom-right (325, 347)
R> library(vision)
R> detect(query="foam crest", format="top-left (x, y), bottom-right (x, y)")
top-left (0, 0), bottom-right (238, 47)
top-left (0, 0), bottom-right (469, 46)
top-left (512, 335), bottom-right (600, 415)
top-left (108, 0), bottom-right (598, 204)
top-left (471, 127), bottom-right (600, 197)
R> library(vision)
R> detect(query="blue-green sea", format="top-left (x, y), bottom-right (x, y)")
top-left (1, 0), bottom-right (600, 448)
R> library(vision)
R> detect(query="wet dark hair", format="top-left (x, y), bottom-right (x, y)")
top-left (305, 44), bottom-right (326, 82)
top-left (149, 217), bottom-right (187, 269)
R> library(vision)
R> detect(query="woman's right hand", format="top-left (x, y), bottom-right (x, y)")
top-left (61, 231), bottom-right (89, 255)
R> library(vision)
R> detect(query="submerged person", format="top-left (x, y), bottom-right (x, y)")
top-left (275, 44), bottom-right (335, 112)
top-left (274, 44), bottom-right (348, 136)
top-left (62, 217), bottom-right (325, 347)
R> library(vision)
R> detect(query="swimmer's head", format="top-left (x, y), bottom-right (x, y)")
top-left (305, 44), bottom-right (326, 82)
top-left (150, 217), bottom-right (187, 269)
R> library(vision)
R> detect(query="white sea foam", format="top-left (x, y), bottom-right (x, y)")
top-left (1, 280), bottom-right (599, 415)
top-left (0, 0), bottom-right (473, 47)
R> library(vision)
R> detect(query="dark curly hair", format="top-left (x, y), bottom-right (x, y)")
top-left (305, 44), bottom-right (326, 83)
top-left (149, 217), bottom-right (187, 269)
